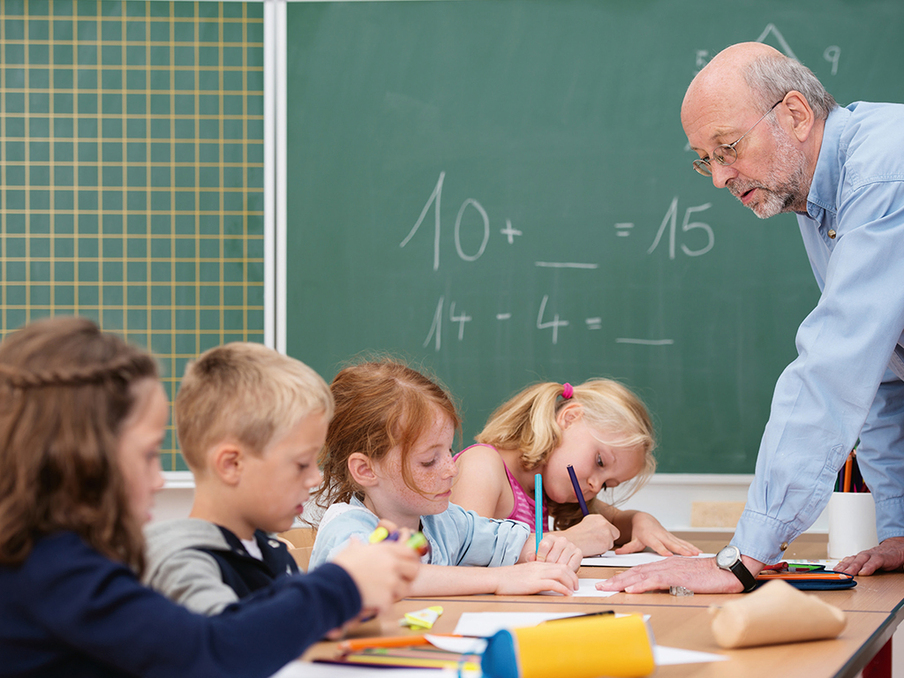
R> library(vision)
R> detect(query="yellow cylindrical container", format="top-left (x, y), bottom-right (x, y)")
top-left (481, 613), bottom-right (655, 678)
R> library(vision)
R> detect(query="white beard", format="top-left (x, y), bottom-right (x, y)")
top-left (729, 125), bottom-right (808, 219)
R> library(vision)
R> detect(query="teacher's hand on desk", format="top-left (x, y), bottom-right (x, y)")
top-left (835, 536), bottom-right (904, 576)
top-left (596, 554), bottom-right (764, 594)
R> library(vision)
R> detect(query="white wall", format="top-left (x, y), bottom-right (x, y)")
top-left (152, 471), bottom-right (830, 533)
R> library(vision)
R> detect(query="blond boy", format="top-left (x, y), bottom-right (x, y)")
top-left (143, 343), bottom-right (332, 614)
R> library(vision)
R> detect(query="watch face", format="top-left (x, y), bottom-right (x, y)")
top-left (716, 545), bottom-right (739, 568)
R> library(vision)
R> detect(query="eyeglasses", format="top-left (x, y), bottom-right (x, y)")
top-left (692, 100), bottom-right (783, 177)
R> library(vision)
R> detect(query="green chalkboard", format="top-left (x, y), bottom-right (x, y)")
top-left (285, 0), bottom-right (904, 473)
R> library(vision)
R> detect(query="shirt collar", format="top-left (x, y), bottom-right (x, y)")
top-left (806, 105), bottom-right (850, 220)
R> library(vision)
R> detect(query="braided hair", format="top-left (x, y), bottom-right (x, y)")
top-left (0, 316), bottom-right (158, 573)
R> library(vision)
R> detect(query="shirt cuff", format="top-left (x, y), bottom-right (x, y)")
top-left (731, 510), bottom-right (798, 565)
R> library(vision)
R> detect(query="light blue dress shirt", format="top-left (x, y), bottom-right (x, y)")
top-left (734, 102), bottom-right (904, 564)
top-left (308, 497), bottom-right (530, 570)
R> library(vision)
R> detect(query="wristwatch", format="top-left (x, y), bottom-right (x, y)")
top-left (716, 545), bottom-right (757, 593)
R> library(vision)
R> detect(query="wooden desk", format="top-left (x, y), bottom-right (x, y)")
top-left (299, 533), bottom-right (904, 677)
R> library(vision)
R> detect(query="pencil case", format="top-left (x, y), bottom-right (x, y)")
top-left (755, 567), bottom-right (856, 590)
top-left (481, 613), bottom-right (655, 678)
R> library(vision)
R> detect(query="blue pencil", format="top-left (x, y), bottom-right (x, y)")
top-left (535, 473), bottom-right (543, 553)
top-left (567, 465), bottom-right (590, 516)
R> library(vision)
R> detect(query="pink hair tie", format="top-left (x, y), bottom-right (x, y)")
top-left (562, 383), bottom-right (574, 400)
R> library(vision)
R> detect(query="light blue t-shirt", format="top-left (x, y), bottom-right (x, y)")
top-left (309, 497), bottom-right (530, 570)
top-left (734, 102), bottom-right (904, 564)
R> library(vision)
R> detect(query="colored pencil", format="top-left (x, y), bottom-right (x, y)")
top-left (338, 634), bottom-right (429, 653)
top-left (567, 464), bottom-right (590, 516)
top-left (535, 473), bottom-right (543, 553)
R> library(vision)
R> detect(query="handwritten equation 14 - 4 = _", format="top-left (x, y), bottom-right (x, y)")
top-left (399, 172), bottom-right (711, 350)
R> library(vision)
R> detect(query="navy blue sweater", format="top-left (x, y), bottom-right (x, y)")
top-left (0, 532), bottom-right (361, 677)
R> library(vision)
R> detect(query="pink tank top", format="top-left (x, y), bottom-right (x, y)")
top-left (456, 444), bottom-right (548, 527)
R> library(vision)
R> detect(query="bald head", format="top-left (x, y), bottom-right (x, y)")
top-left (684, 43), bottom-right (784, 115)
top-left (683, 43), bottom-right (836, 129)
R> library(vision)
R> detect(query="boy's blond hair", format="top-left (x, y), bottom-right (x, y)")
top-left (175, 343), bottom-right (333, 472)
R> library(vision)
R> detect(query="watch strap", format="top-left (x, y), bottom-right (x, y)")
top-left (728, 560), bottom-right (757, 593)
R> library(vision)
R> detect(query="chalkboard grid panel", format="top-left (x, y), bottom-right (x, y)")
top-left (0, 0), bottom-right (265, 470)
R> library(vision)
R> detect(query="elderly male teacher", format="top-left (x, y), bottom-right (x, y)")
top-left (602, 42), bottom-right (904, 594)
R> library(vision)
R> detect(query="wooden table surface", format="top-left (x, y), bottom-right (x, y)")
top-left (299, 531), bottom-right (904, 677)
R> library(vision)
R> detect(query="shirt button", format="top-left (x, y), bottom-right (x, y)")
top-left (780, 542), bottom-right (789, 551)
top-left (828, 229), bottom-right (836, 239)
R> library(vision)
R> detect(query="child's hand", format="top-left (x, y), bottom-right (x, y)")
top-left (613, 512), bottom-right (701, 556)
top-left (331, 538), bottom-right (420, 614)
top-left (521, 534), bottom-right (583, 572)
top-left (562, 514), bottom-right (620, 556)
top-left (493, 561), bottom-right (580, 596)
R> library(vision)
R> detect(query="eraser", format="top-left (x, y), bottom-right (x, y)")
top-left (401, 605), bottom-right (443, 630)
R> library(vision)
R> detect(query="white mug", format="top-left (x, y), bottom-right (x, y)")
top-left (826, 491), bottom-right (879, 560)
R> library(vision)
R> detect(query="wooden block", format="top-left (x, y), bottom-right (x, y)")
top-left (690, 501), bottom-right (746, 528)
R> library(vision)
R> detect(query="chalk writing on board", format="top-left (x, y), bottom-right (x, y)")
top-left (402, 173), bottom-right (717, 271)
top-left (756, 24), bottom-right (798, 60)
top-left (646, 197), bottom-right (713, 259)
top-left (400, 171), bottom-right (510, 271)
top-left (500, 219), bottom-right (522, 244)
top-left (824, 46), bottom-right (840, 75)
top-left (535, 262), bottom-right (599, 269)
top-left (403, 174), bottom-right (688, 349)
top-left (616, 338), bottom-right (675, 346)
top-left (423, 295), bottom-right (673, 350)
top-left (537, 295), bottom-right (568, 345)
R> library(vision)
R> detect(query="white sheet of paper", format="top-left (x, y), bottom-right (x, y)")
top-left (452, 611), bottom-right (648, 637)
top-left (581, 552), bottom-right (714, 567)
top-left (539, 578), bottom-right (617, 597)
top-left (425, 634), bottom-right (488, 654)
top-left (654, 645), bottom-right (728, 665)
top-left (270, 661), bottom-right (481, 677)
top-left (453, 611), bottom-right (598, 636)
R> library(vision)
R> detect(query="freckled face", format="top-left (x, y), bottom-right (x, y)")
top-left (543, 419), bottom-right (646, 505)
top-left (372, 408), bottom-right (458, 527)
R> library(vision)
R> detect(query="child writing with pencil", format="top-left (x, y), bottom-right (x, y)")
top-left (308, 359), bottom-right (583, 596)
top-left (451, 379), bottom-right (700, 558)
top-left (0, 317), bottom-right (419, 678)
